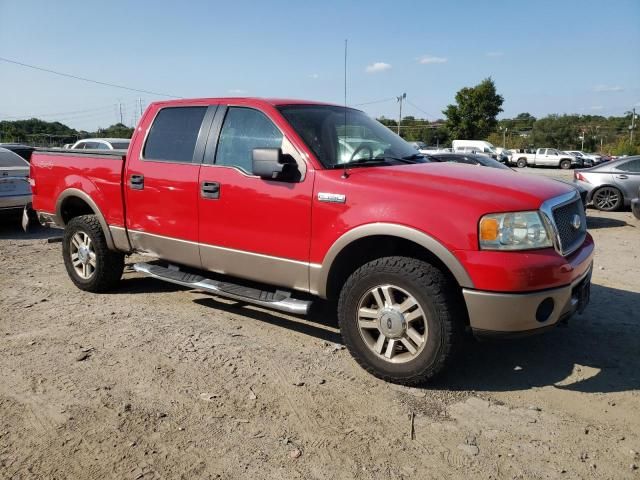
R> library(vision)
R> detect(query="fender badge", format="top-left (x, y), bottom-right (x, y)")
top-left (317, 192), bottom-right (346, 204)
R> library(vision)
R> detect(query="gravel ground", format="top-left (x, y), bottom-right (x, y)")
top-left (1, 167), bottom-right (639, 479)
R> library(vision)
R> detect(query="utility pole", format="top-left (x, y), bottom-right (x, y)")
top-left (500, 127), bottom-right (508, 148)
top-left (397, 93), bottom-right (406, 135)
top-left (631, 107), bottom-right (636, 144)
top-left (138, 98), bottom-right (144, 120)
top-left (118, 102), bottom-right (123, 125)
top-left (580, 129), bottom-right (585, 150)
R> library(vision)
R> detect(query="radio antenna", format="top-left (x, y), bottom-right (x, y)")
top-left (342, 38), bottom-right (349, 179)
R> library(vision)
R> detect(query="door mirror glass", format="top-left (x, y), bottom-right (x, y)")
top-left (252, 148), bottom-right (299, 181)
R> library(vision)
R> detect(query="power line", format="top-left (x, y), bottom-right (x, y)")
top-left (0, 56), bottom-right (181, 98)
top-left (406, 100), bottom-right (435, 119)
top-left (352, 97), bottom-right (396, 107)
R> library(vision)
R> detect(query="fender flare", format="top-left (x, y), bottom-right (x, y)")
top-left (55, 188), bottom-right (116, 250)
top-left (310, 223), bottom-right (474, 298)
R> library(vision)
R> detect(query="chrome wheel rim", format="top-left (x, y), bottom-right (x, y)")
top-left (357, 284), bottom-right (427, 364)
top-left (594, 187), bottom-right (620, 210)
top-left (70, 232), bottom-right (96, 279)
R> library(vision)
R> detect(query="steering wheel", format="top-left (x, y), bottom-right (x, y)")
top-left (349, 144), bottom-right (374, 162)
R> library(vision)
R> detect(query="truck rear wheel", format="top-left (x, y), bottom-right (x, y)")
top-left (62, 215), bottom-right (124, 292)
top-left (516, 158), bottom-right (527, 168)
top-left (337, 256), bottom-right (462, 385)
top-left (560, 159), bottom-right (571, 169)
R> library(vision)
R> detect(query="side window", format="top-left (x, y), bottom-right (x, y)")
top-left (96, 142), bottom-right (110, 150)
top-left (215, 107), bottom-right (283, 173)
top-left (143, 106), bottom-right (207, 163)
top-left (618, 159), bottom-right (640, 172)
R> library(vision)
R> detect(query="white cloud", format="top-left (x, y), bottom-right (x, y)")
top-left (590, 105), bottom-right (604, 111)
top-left (308, 73), bottom-right (319, 79)
top-left (228, 89), bottom-right (247, 95)
top-left (486, 51), bottom-right (504, 57)
top-left (418, 55), bottom-right (448, 64)
top-left (593, 85), bottom-right (624, 92)
top-left (365, 62), bottom-right (391, 73)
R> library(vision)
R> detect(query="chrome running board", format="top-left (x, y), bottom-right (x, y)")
top-left (133, 262), bottom-right (311, 315)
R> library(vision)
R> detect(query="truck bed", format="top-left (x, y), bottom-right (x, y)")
top-left (30, 149), bottom-right (127, 228)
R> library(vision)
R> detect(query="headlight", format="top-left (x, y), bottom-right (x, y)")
top-left (479, 211), bottom-right (552, 250)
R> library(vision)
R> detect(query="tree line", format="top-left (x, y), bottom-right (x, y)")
top-left (381, 78), bottom-right (639, 156)
top-left (0, 118), bottom-right (134, 146)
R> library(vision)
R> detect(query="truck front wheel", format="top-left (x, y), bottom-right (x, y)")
top-left (338, 256), bottom-right (462, 385)
top-left (62, 215), bottom-right (124, 292)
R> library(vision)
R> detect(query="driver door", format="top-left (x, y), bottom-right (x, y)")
top-left (197, 105), bottom-right (314, 292)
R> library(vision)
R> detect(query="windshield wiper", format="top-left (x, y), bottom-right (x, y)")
top-left (332, 154), bottom-right (426, 169)
top-left (401, 153), bottom-right (427, 162)
top-left (331, 158), bottom-right (391, 169)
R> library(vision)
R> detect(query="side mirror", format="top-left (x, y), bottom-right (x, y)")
top-left (252, 148), bottom-right (299, 181)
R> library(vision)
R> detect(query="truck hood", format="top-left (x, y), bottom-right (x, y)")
top-left (344, 162), bottom-right (573, 213)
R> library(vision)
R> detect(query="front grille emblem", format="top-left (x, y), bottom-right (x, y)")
top-left (571, 214), bottom-right (582, 230)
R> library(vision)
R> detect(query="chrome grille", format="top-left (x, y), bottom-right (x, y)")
top-left (550, 197), bottom-right (587, 256)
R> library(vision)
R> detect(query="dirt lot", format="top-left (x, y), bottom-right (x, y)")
top-left (1, 167), bottom-right (639, 479)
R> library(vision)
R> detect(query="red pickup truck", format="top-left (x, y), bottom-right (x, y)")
top-left (30, 98), bottom-right (594, 384)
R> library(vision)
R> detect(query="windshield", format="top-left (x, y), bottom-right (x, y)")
top-left (110, 141), bottom-right (130, 150)
top-left (278, 105), bottom-right (423, 168)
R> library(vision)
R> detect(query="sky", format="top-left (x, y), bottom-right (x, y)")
top-left (1, 0), bottom-right (639, 131)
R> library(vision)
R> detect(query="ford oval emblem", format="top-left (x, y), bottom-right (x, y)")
top-left (571, 214), bottom-right (582, 230)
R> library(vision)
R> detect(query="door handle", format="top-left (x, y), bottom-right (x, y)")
top-left (129, 174), bottom-right (144, 190)
top-left (201, 181), bottom-right (220, 199)
top-left (616, 175), bottom-right (628, 179)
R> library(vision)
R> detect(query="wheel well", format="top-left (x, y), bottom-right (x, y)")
top-left (325, 235), bottom-right (461, 302)
top-left (59, 196), bottom-right (95, 225)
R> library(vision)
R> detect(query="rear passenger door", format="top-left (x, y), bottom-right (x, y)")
top-left (197, 105), bottom-right (314, 291)
top-left (613, 158), bottom-right (640, 200)
top-left (124, 104), bottom-right (216, 268)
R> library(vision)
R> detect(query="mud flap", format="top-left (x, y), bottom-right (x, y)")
top-left (21, 205), bottom-right (31, 232)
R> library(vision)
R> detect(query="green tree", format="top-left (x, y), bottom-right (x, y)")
top-left (96, 123), bottom-right (134, 138)
top-left (443, 78), bottom-right (504, 139)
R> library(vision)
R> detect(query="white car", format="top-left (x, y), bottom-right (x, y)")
top-left (71, 138), bottom-right (131, 151)
top-left (452, 140), bottom-right (499, 159)
top-left (0, 147), bottom-right (31, 215)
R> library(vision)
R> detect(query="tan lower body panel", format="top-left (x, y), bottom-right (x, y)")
top-left (123, 228), bottom-right (314, 292)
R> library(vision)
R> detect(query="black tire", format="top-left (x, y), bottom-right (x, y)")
top-left (560, 159), bottom-right (571, 170)
top-left (337, 256), bottom-right (463, 385)
top-left (592, 186), bottom-right (623, 212)
top-left (62, 215), bottom-right (124, 292)
top-left (516, 158), bottom-right (527, 168)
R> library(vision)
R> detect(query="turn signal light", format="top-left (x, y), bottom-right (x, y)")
top-left (479, 217), bottom-right (499, 241)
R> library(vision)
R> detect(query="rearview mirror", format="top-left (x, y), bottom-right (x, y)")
top-left (252, 148), bottom-right (299, 181)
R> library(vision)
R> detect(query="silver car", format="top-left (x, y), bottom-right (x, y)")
top-left (0, 147), bottom-right (31, 214)
top-left (573, 156), bottom-right (640, 211)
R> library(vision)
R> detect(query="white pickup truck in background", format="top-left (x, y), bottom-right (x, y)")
top-left (511, 148), bottom-right (579, 169)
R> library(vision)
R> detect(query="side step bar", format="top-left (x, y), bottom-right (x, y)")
top-left (133, 262), bottom-right (311, 315)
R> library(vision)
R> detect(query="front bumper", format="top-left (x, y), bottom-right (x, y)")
top-left (464, 265), bottom-right (592, 337)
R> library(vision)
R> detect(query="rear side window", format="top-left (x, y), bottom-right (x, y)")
top-left (618, 159), bottom-right (640, 172)
top-left (215, 107), bottom-right (283, 173)
top-left (0, 149), bottom-right (29, 167)
top-left (143, 107), bottom-right (207, 163)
